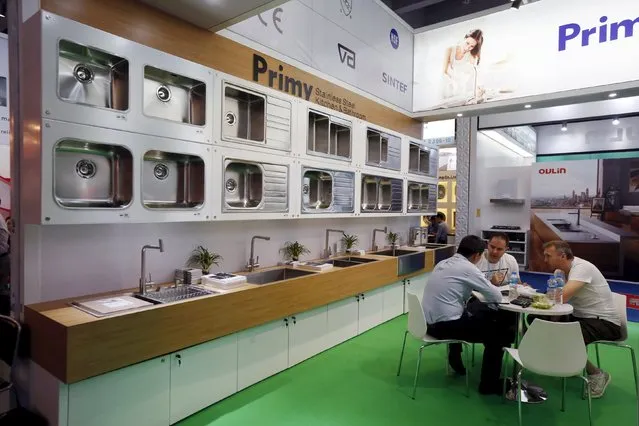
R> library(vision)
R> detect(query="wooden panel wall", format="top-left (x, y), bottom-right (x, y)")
top-left (39, 0), bottom-right (422, 138)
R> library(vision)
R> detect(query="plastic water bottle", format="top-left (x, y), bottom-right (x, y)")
top-left (547, 278), bottom-right (557, 304)
top-left (554, 269), bottom-right (566, 304)
top-left (509, 272), bottom-right (518, 300)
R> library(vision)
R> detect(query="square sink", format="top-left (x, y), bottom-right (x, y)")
top-left (143, 65), bottom-right (206, 125)
top-left (308, 111), bottom-right (330, 154)
top-left (224, 161), bottom-right (263, 209)
top-left (327, 257), bottom-right (378, 268)
top-left (223, 84), bottom-right (265, 143)
top-left (373, 249), bottom-right (419, 257)
top-left (246, 268), bottom-right (316, 285)
top-left (373, 249), bottom-right (426, 275)
top-left (302, 170), bottom-right (333, 210)
top-left (58, 39), bottom-right (129, 111)
top-left (142, 150), bottom-right (205, 209)
top-left (54, 140), bottom-right (133, 208)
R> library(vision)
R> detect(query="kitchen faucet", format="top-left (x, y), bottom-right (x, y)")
top-left (568, 204), bottom-right (584, 226)
top-left (409, 226), bottom-right (427, 246)
top-left (139, 239), bottom-right (164, 295)
top-left (247, 235), bottom-right (270, 272)
top-left (372, 227), bottom-right (388, 251)
top-left (324, 229), bottom-right (345, 258)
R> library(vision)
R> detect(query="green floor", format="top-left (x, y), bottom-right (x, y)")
top-left (179, 316), bottom-right (639, 426)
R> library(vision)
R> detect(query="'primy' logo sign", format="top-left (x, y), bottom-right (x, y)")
top-left (559, 15), bottom-right (639, 51)
top-left (252, 54), bottom-right (313, 100)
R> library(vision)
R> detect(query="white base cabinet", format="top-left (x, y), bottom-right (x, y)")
top-left (237, 319), bottom-right (290, 391)
top-left (62, 278), bottom-right (424, 426)
top-left (169, 334), bottom-right (238, 424)
top-left (68, 356), bottom-right (171, 426)
top-left (404, 273), bottom-right (430, 314)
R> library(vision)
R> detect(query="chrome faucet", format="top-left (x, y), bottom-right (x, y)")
top-left (409, 226), bottom-right (427, 246)
top-left (247, 235), bottom-right (270, 272)
top-left (372, 227), bottom-right (388, 251)
top-left (139, 239), bottom-right (164, 295)
top-left (324, 229), bottom-right (345, 258)
top-left (568, 204), bottom-right (584, 226)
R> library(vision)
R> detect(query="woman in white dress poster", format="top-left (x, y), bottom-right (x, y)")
top-left (441, 29), bottom-right (484, 103)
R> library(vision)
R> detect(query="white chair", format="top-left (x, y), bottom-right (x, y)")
top-left (396, 293), bottom-right (471, 399)
top-left (503, 319), bottom-right (593, 426)
top-left (589, 293), bottom-right (638, 394)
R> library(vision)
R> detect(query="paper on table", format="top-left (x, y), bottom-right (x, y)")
top-left (101, 298), bottom-right (135, 309)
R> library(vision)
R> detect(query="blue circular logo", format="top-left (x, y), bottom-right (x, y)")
top-left (390, 28), bottom-right (399, 49)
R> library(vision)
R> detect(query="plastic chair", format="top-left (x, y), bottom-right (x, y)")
top-left (589, 293), bottom-right (638, 393)
top-left (0, 315), bottom-right (21, 415)
top-left (397, 293), bottom-right (471, 399)
top-left (503, 319), bottom-right (592, 426)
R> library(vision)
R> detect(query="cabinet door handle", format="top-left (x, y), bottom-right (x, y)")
top-left (356, 295), bottom-right (360, 302)
top-left (175, 354), bottom-right (182, 366)
top-left (291, 316), bottom-right (297, 325)
top-left (284, 318), bottom-right (289, 327)
top-left (361, 293), bottom-right (366, 300)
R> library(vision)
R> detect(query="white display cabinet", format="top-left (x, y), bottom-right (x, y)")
top-left (38, 13), bottom-right (213, 144)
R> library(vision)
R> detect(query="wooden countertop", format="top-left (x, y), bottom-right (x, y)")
top-left (25, 251), bottom-right (435, 384)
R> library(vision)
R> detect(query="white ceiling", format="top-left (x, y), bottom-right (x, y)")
top-left (140, 0), bottom-right (289, 32)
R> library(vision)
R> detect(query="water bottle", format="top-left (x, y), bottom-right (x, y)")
top-left (509, 272), bottom-right (518, 300)
top-left (554, 269), bottom-right (566, 304)
top-left (547, 278), bottom-right (557, 304)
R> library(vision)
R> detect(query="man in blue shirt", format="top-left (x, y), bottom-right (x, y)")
top-left (422, 235), bottom-right (515, 395)
top-left (435, 212), bottom-right (449, 244)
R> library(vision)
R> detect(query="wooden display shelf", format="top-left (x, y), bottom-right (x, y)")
top-left (25, 251), bottom-right (435, 384)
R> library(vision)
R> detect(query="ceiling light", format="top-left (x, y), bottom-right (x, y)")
top-left (612, 118), bottom-right (620, 125)
top-left (456, 113), bottom-right (463, 117)
top-left (609, 92), bottom-right (618, 98)
top-left (561, 122), bottom-right (568, 132)
top-left (524, 104), bottom-right (532, 109)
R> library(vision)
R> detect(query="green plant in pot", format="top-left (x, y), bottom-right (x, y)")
top-left (281, 241), bottom-right (311, 262)
top-left (342, 233), bottom-right (359, 253)
top-left (387, 231), bottom-right (400, 247)
top-left (187, 245), bottom-right (223, 275)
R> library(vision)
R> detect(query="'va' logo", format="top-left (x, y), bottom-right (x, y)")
top-left (338, 43), bottom-right (356, 69)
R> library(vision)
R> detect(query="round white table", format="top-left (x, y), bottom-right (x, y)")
top-left (472, 290), bottom-right (574, 403)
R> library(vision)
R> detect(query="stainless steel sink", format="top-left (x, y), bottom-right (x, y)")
top-left (307, 110), bottom-right (351, 160)
top-left (373, 249), bottom-right (425, 275)
top-left (58, 39), bottom-right (129, 111)
top-left (308, 111), bottom-right (330, 154)
top-left (143, 65), bottom-right (206, 125)
top-left (366, 129), bottom-right (401, 170)
top-left (54, 140), bottom-right (133, 208)
top-left (245, 268), bottom-right (316, 285)
top-left (408, 142), bottom-right (432, 175)
top-left (361, 174), bottom-right (403, 212)
top-left (223, 84), bottom-right (265, 143)
top-left (142, 150), bottom-right (205, 209)
top-left (326, 257), bottom-right (378, 268)
top-left (408, 181), bottom-right (437, 212)
top-left (224, 161), bottom-right (263, 209)
top-left (303, 170), bottom-right (332, 210)
top-left (135, 286), bottom-right (216, 304)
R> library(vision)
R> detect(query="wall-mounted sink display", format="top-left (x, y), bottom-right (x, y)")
top-left (366, 128), bottom-right (401, 171)
top-left (143, 65), bottom-right (206, 126)
top-left (142, 150), bottom-right (205, 209)
top-left (223, 158), bottom-right (288, 212)
top-left (307, 110), bottom-right (351, 161)
top-left (54, 139), bottom-right (133, 208)
top-left (301, 167), bottom-right (355, 214)
top-left (407, 182), bottom-right (437, 213)
top-left (58, 39), bottom-right (129, 111)
top-left (222, 82), bottom-right (292, 151)
top-left (360, 174), bottom-right (403, 213)
top-left (408, 142), bottom-right (438, 177)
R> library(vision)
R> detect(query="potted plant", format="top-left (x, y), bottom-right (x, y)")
top-left (342, 233), bottom-right (359, 253)
top-left (281, 241), bottom-right (311, 262)
top-left (187, 245), bottom-right (223, 275)
top-left (387, 231), bottom-right (400, 248)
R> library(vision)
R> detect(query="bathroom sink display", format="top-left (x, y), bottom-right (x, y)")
top-left (58, 39), bottom-right (129, 111)
top-left (142, 150), bottom-right (205, 209)
top-left (54, 140), bottom-right (133, 208)
top-left (143, 65), bottom-right (206, 125)
top-left (245, 268), bottom-right (316, 285)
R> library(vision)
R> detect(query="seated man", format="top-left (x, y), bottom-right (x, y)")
top-left (475, 232), bottom-right (520, 285)
top-left (422, 235), bottom-right (515, 395)
top-left (543, 240), bottom-right (622, 398)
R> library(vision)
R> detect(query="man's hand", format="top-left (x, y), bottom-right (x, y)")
top-left (490, 273), bottom-right (504, 286)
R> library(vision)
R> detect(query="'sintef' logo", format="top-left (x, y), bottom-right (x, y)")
top-left (538, 168), bottom-right (567, 175)
top-left (338, 43), bottom-right (356, 69)
top-left (390, 28), bottom-right (400, 49)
